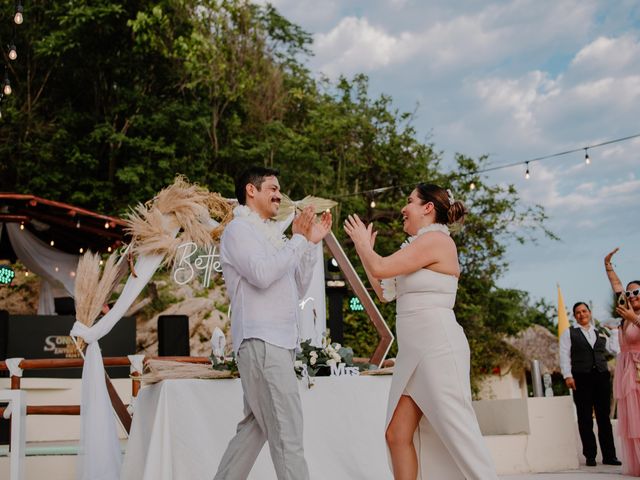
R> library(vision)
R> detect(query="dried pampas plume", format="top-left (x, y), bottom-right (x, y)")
top-left (125, 176), bottom-right (233, 266)
top-left (75, 251), bottom-right (125, 328)
top-left (141, 359), bottom-right (236, 384)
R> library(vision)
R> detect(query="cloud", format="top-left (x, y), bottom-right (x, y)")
top-left (313, 17), bottom-right (415, 77)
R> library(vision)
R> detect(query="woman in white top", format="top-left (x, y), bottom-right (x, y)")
top-left (344, 183), bottom-right (497, 480)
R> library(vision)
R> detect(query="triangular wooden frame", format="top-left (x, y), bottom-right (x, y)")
top-left (323, 232), bottom-right (394, 367)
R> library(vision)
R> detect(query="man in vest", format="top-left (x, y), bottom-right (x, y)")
top-left (559, 301), bottom-right (621, 467)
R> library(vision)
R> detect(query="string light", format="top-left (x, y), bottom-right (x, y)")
top-left (70, 271), bottom-right (76, 278)
top-left (104, 221), bottom-right (109, 229)
top-left (76, 219), bottom-right (81, 228)
top-left (99, 260), bottom-right (104, 266)
top-left (19, 222), bottom-right (24, 230)
top-left (79, 247), bottom-right (84, 253)
top-left (50, 240), bottom-right (54, 246)
top-left (3, 69), bottom-right (12, 96)
top-left (584, 148), bottom-right (590, 165)
top-left (8, 43), bottom-right (17, 61)
top-left (370, 200), bottom-right (376, 208)
top-left (525, 162), bottom-right (530, 180)
top-left (107, 246), bottom-right (112, 252)
top-left (14, 1), bottom-right (24, 25)
top-left (54, 266), bottom-right (59, 272)
top-left (24, 271), bottom-right (29, 277)
top-left (469, 182), bottom-right (476, 190)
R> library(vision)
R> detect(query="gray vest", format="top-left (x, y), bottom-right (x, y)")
top-left (570, 327), bottom-right (608, 374)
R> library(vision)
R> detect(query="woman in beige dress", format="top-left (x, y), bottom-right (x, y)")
top-left (344, 183), bottom-right (497, 480)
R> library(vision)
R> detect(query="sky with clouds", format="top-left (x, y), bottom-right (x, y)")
top-left (261, 0), bottom-right (640, 323)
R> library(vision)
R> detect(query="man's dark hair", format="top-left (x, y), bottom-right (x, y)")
top-left (234, 166), bottom-right (280, 205)
top-left (572, 301), bottom-right (590, 314)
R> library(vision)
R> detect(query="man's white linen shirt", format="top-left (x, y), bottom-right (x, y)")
top-left (220, 215), bottom-right (317, 355)
top-left (559, 324), bottom-right (620, 378)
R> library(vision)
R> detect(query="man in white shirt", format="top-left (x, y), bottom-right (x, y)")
top-left (213, 166), bottom-right (332, 480)
top-left (559, 301), bottom-right (621, 467)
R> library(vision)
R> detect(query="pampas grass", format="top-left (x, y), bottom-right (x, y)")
top-left (125, 176), bottom-right (233, 266)
top-left (74, 252), bottom-right (123, 328)
top-left (141, 359), bottom-right (237, 384)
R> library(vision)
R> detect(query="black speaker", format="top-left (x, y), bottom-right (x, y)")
top-left (54, 297), bottom-right (76, 315)
top-left (157, 315), bottom-right (190, 356)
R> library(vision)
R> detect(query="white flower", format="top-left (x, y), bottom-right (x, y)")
top-left (310, 356), bottom-right (317, 366)
top-left (233, 205), bottom-right (287, 249)
top-left (310, 351), bottom-right (318, 358)
top-left (325, 345), bottom-right (335, 354)
top-left (381, 278), bottom-right (396, 302)
top-left (331, 352), bottom-right (341, 362)
top-left (294, 360), bottom-right (303, 369)
top-left (326, 359), bottom-right (336, 367)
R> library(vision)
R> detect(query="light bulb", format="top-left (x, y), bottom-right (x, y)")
top-left (107, 246), bottom-right (112, 252)
top-left (20, 222), bottom-right (24, 230)
top-left (3, 84), bottom-right (12, 96)
top-left (70, 271), bottom-right (76, 277)
top-left (50, 240), bottom-right (55, 246)
top-left (79, 247), bottom-right (84, 253)
top-left (469, 182), bottom-right (476, 190)
top-left (76, 219), bottom-right (81, 228)
top-left (54, 266), bottom-right (59, 272)
top-left (370, 200), bottom-right (376, 208)
top-left (104, 221), bottom-right (109, 229)
top-left (14, 12), bottom-right (23, 25)
top-left (99, 260), bottom-right (104, 266)
top-left (585, 152), bottom-right (590, 165)
top-left (8, 45), bottom-right (17, 61)
top-left (25, 271), bottom-right (29, 277)
top-left (525, 170), bottom-right (530, 180)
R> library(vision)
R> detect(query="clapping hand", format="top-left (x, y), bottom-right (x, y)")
top-left (292, 206), bottom-right (333, 244)
top-left (343, 214), bottom-right (377, 251)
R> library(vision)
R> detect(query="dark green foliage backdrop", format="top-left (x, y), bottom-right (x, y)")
top-left (0, 0), bottom-right (556, 386)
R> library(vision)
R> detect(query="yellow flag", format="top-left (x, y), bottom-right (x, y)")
top-left (557, 283), bottom-right (570, 338)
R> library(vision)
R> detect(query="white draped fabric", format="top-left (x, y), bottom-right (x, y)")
top-left (70, 253), bottom-right (165, 480)
top-left (4, 222), bottom-right (79, 314)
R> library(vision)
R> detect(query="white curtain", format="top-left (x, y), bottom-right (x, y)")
top-left (70, 253), bottom-right (165, 480)
top-left (5, 222), bottom-right (79, 314)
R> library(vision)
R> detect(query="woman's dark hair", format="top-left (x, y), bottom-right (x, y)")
top-left (415, 183), bottom-right (466, 225)
top-left (627, 280), bottom-right (640, 290)
top-left (572, 301), bottom-right (590, 314)
top-left (234, 166), bottom-right (280, 205)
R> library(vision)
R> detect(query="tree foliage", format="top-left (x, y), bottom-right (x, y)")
top-left (0, 0), bottom-right (556, 386)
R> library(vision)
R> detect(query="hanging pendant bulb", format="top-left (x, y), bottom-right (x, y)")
top-left (8, 43), bottom-right (17, 61)
top-left (525, 162), bottom-right (530, 180)
top-left (370, 200), bottom-right (376, 208)
top-left (3, 81), bottom-right (11, 96)
top-left (76, 219), bottom-right (81, 228)
top-left (14, 2), bottom-right (24, 25)
top-left (584, 149), bottom-right (590, 165)
top-left (469, 182), bottom-right (476, 190)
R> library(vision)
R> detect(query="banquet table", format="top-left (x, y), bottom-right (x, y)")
top-left (121, 376), bottom-right (393, 480)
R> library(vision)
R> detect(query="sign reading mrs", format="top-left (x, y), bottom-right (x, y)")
top-left (173, 242), bottom-right (223, 287)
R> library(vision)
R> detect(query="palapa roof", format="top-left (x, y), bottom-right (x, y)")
top-left (505, 324), bottom-right (559, 375)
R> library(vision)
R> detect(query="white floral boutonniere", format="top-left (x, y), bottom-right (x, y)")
top-left (233, 205), bottom-right (287, 249)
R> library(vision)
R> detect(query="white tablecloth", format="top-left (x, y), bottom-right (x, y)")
top-left (121, 376), bottom-right (393, 480)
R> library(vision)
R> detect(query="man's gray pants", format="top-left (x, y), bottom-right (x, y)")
top-left (213, 339), bottom-right (310, 480)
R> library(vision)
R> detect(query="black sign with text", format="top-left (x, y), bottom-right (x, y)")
top-left (0, 314), bottom-right (135, 378)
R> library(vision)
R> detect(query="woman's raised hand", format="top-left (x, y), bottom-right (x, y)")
top-left (605, 247), bottom-right (619, 265)
top-left (343, 214), bottom-right (376, 251)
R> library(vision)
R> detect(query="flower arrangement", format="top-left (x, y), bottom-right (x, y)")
top-left (210, 327), bottom-right (239, 377)
top-left (294, 333), bottom-right (355, 378)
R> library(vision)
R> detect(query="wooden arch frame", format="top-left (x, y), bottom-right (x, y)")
top-left (323, 232), bottom-right (394, 367)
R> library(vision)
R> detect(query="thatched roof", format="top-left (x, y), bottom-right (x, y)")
top-left (505, 324), bottom-right (559, 374)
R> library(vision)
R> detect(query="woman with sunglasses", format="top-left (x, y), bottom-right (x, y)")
top-left (604, 247), bottom-right (640, 476)
top-left (344, 183), bottom-right (497, 480)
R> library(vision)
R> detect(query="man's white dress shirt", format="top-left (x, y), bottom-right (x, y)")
top-left (559, 324), bottom-right (619, 378)
top-left (220, 215), bottom-right (317, 355)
